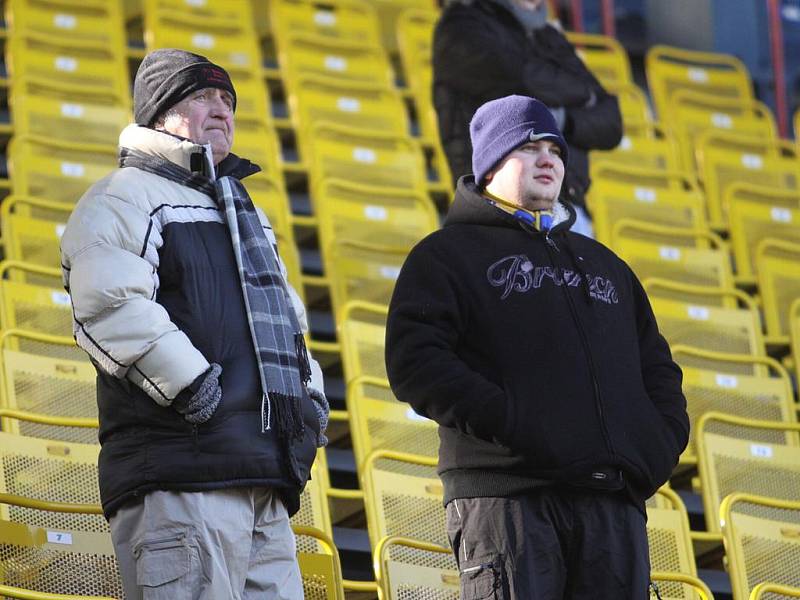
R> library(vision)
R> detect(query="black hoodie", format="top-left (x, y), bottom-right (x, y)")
top-left (385, 177), bottom-right (689, 509)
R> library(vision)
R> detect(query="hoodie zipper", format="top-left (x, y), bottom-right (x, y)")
top-left (542, 230), bottom-right (617, 460)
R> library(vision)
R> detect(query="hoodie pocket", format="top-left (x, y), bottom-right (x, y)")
top-left (460, 556), bottom-right (506, 600)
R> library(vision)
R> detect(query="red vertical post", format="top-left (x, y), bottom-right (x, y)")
top-left (767, 0), bottom-right (789, 137)
top-left (601, 0), bottom-right (616, 37)
top-left (570, 0), bottom-right (584, 32)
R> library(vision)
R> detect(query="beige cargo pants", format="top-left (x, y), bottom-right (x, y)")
top-left (109, 487), bottom-right (303, 599)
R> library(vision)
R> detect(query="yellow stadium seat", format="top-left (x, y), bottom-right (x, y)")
top-left (370, 0), bottom-right (438, 54)
top-left (339, 301), bottom-right (388, 383)
top-left (306, 123), bottom-right (427, 195)
top-left (7, 136), bottom-right (118, 205)
top-left (232, 119), bottom-right (284, 181)
top-left (347, 376), bottom-right (438, 472)
top-left (6, 32), bottom-right (129, 102)
top-left (756, 239), bottom-right (800, 344)
top-left (1, 218), bottom-right (67, 274)
top-left (277, 34), bottom-right (394, 88)
top-left (144, 0), bottom-right (254, 24)
top-left (6, 0), bottom-right (126, 47)
top-left (591, 129), bottom-right (683, 172)
top-left (604, 82), bottom-right (654, 135)
top-left (792, 299), bottom-right (800, 388)
top-left (326, 240), bottom-right (406, 316)
top-left (727, 189), bottom-right (800, 285)
top-left (644, 277), bottom-right (752, 311)
top-left (567, 31), bottom-right (633, 86)
top-left (288, 75), bottom-right (409, 163)
top-left (697, 414), bottom-right (800, 536)
top-left (294, 525), bottom-right (346, 600)
top-left (143, 0), bottom-right (262, 72)
top-left (374, 536), bottom-right (458, 600)
top-left (670, 90), bottom-right (776, 170)
top-left (675, 359), bottom-right (796, 465)
top-left (2, 328), bottom-right (87, 363)
top-left (614, 226), bottom-right (733, 293)
top-left (587, 167), bottom-right (706, 248)
top-left (696, 130), bottom-right (800, 230)
top-left (361, 450), bottom-right (445, 550)
top-left (314, 178), bottom-right (439, 252)
top-left (649, 297), bottom-right (765, 372)
top-left (650, 573), bottom-right (715, 600)
top-left (646, 45), bottom-right (754, 123)
top-left (269, 0), bottom-right (382, 46)
top-left (0, 265), bottom-right (73, 337)
top-left (646, 487), bottom-right (700, 598)
top-left (0, 493), bottom-right (119, 599)
top-left (721, 494), bottom-right (800, 599)
top-left (9, 85), bottom-right (129, 147)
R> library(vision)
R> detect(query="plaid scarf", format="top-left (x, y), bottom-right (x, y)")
top-left (120, 147), bottom-right (311, 448)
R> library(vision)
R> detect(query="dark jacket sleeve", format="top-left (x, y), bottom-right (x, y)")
top-left (631, 271), bottom-right (690, 455)
top-left (564, 91), bottom-right (624, 150)
top-left (385, 240), bottom-right (508, 443)
top-left (433, 10), bottom-right (594, 108)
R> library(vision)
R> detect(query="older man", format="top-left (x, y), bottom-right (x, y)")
top-left (61, 48), bottom-right (328, 599)
top-left (385, 95), bottom-right (688, 599)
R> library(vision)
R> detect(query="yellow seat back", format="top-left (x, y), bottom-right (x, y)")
top-left (294, 525), bottom-right (346, 600)
top-left (8, 136), bottom-right (118, 205)
top-left (591, 131), bottom-right (683, 172)
top-left (347, 376), bottom-right (438, 472)
top-left (696, 130), bottom-right (800, 229)
top-left (291, 450), bottom-right (334, 547)
top-left (568, 31), bottom-right (633, 86)
top-left (374, 536), bottom-right (459, 600)
top-left (698, 414), bottom-right (800, 534)
top-left (721, 494), bottom-right (800, 600)
top-left (756, 239), bottom-right (800, 342)
top-left (646, 45), bottom-right (753, 122)
top-left (6, 0), bottom-right (125, 47)
top-left (339, 301), bottom-right (388, 383)
top-left (646, 487), bottom-right (698, 587)
top-left (270, 0), bottom-right (381, 46)
top-left (361, 450), bottom-right (445, 550)
top-left (727, 190), bottom-right (800, 284)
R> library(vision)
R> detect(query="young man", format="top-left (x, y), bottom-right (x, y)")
top-left (61, 48), bottom-right (328, 599)
top-left (385, 95), bottom-right (688, 599)
top-left (433, 0), bottom-right (623, 235)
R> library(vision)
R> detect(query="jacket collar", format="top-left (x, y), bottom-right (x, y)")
top-left (445, 175), bottom-right (576, 234)
top-left (118, 124), bottom-right (260, 181)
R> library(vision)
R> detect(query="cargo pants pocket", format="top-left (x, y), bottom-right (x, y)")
top-left (134, 531), bottom-right (199, 600)
top-left (460, 555), bottom-right (506, 600)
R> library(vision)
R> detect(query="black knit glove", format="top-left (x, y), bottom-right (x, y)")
top-left (172, 363), bottom-right (222, 424)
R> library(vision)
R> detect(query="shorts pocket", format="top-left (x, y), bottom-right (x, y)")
top-left (134, 531), bottom-right (196, 599)
top-left (460, 555), bottom-right (505, 600)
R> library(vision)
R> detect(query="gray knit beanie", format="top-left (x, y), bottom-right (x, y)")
top-left (133, 48), bottom-right (237, 127)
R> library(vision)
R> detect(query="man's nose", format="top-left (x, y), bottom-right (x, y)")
top-left (210, 95), bottom-right (232, 117)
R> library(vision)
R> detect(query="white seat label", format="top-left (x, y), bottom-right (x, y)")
top-left (634, 187), bottom-right (657, 203)
top-left (687, 68), bottom-right (709, 83)
top-left (352, 147), bottom-right (376, 163)
top-left (55, 56), bottom-right (78, 72)
top-left (687, 305), bottom-right (710, 320)
top-left (337, 97), bottom-right (361, 113)
top-left (770, 207), bottom-right (792, 223)
top-left (314, 11), bottom-right (337, 26)
top-left (61, 103), bottom-right (85, 118)
top-left (47, 531), bottom-right (73, 545)
top-left (711, 113), bottom-right (733, 129)
top-left (380, 266), bottom-right (401, 280)
top-left (659, 246), bottom-right (681, 261)
top-left (324, 55), bottom-right (347, 72)
top-left (750, 444), bottom-right (773, 459)
top-left (620, 136), bottom-right (633, 150)
top-left (364, 205), bottom-right (388, 221)
top-left (192, 33), bottom-right (215, 49)
top-left (54, 14), bottom-right (77, 29)
top-left (186, 0), bottom-right (206, 6)
top-left (61, 162), bottom-right (85, 178)
top-left (741, 153), bottom-right (763, 169)
top-left (51, 291), bottom-right (71, 306)
top-left (715, 374), bottom-right (738, 388)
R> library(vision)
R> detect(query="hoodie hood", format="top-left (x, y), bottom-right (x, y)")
top-left (445, 175), bottom-right (576, 233)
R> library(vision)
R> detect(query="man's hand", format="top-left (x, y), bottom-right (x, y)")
top-left (173, 363), bottom-right (222, 424)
